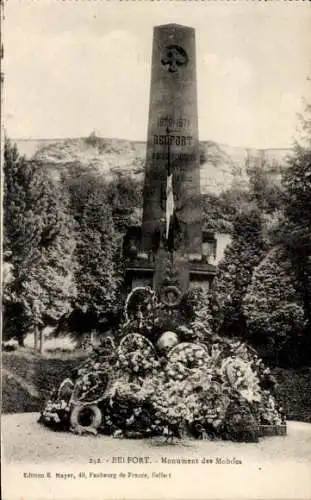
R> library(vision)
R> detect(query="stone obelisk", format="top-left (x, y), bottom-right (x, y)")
top-left (140, 24), bottom-right (202, 259)
top-left (123, 24), bottom-right (216, 300)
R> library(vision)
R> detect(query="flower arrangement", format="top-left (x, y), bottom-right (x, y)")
top-left (39, 286), bottom-right (285, 441)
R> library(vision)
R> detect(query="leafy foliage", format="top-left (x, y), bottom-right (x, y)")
top-left (215, 207), bottom-right (267, 337)
top-left (4, 138), bottom-right (144, 340)
top-left (66, 173), bottom-right (120, 331)
top-left (217, 94), bottom-right (311, 365)
top-left (281, 99), bottom-right (311, 327)
top-left (243, 247), bottom-right (306, 365)
top-left (107, 171), bottom-right (142, 234)
top-left (3, 139), bottom-right (76, 344)
top-left (283, 100), bottom-right (311, 232)
top-left (247, 159), bottom-right (284, 214)
top-left (201, 192), bottom-right (235, 233)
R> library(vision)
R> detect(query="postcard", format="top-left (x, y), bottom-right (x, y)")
top-left (2, 1), bottom-right (311, 499)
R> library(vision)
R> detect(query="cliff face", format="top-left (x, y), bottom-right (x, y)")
top-left (14, 137), bottom-right (291, 195)
top-left (199, 141), bottom-right (290, 195)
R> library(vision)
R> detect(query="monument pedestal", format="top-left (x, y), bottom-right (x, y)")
top-left (123, 225), bottom-right (217, 295)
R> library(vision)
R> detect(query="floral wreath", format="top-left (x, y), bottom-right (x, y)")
top-left (159, 285), bottom-right (182, 307)
top-left (124, 287), bottom-right (156, 324)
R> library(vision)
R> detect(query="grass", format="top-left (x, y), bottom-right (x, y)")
top-left (2, 347), bottom-right (311, 422)
top-left (2, 347), bottom-right (87, 413)
top-left (2, 373), bottom-right (40, 413)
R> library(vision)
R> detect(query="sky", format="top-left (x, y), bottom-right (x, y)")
top-left (3, 1), bottom-right (311, 148)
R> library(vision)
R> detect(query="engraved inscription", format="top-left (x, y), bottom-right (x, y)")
top-left (154, 135), bottom-right (192, 146)
top-left (157, 116), bottom-right (190, 129)
top-left (152, 152), bottom-right (196, 162)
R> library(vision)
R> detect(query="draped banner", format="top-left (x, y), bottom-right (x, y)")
top-left (166, 171), bottom-right (174, 240)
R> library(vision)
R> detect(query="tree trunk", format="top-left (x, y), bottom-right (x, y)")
top-left (34, 328), bottom-right (39, 351)
top-left (18, 336), bottom-right (25, 347)
top-left (39, 328), bottom-right (44, 354)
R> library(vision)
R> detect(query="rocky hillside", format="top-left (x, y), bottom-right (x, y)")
top-left (15, 136), bottom-right (291, 195)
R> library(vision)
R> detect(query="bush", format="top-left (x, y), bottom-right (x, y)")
top-left (273, 367), bottom-right (311, 422)
top-left (243, 246), bottom-right (306, 365)
top-left (215, 207), bottom-right (266, 337)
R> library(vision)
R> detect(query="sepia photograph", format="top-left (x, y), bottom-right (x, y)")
top-left (1, 1), bottom-right (311, 499)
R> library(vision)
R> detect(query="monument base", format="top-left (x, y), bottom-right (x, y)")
top-left (123, 225), bottom-right (217, 294)
top-left (124, 259), bottom-right (216, 293)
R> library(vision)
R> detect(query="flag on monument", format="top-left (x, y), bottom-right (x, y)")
top-left (166, 171), bottom-right (174, 239)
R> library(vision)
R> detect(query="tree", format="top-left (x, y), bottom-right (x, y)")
top-left (215, 207), bottom-right (266, 338)
top-left (4, 141), bottom-right (45, 267)
top-left (201, 192), bottom-right (234, 233)
top-left (243, 91), bottom-right (311, 365)
top-left (63, 171), bottom-right (120, 335)
top-left (22, 196), bottom-right (77, 353)
top-left (107, 171), bottom-right (142, 234)
top-left (243, 246), bottom-right (306, 365)
top-left (3, 138), bottom-right (76, 349)
top-left (281, 98), bottom-right (311, 329)
top-left (247, 158), bottom-right (284, 214)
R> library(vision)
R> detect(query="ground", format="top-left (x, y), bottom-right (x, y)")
top-left (3, 413), bottom-right (311, 500)
top-left (3, 413), bottom-right (311, 464)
